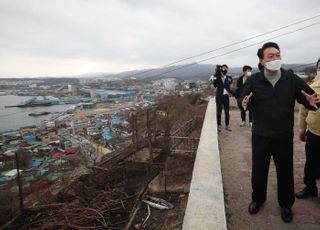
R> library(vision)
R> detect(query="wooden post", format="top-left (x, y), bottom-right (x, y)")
top-left (164, 161), bottom-right (167, 193)
top-left (146, 109), bottom-right (153, 164)
top-left (134, 113), bottom-right (138, 150)
top-left (131, 112), bottom-right (135, 145)
top-left (15, 151), bottom-right (24, 213)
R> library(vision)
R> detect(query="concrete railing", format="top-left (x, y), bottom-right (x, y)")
top-left (182, 98), bottom-right (227, 230)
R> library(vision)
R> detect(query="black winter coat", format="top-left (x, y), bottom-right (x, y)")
top-left (238, 69), bottom-right (317, 138)
top-left (235, 75), bottom-right (246, 98)
top-left (213, 75), bottom-right (234, 97)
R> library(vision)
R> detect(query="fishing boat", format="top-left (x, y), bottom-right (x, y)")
top-left (28, 111), bottom-right (50, 116)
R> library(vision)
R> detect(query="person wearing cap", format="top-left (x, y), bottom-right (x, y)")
top-left (236, 65), bottom-right (253, 127)
top-left (238, 42), bottom-right (320, 223)
top-left (295, 58), bottom-right (320, 199)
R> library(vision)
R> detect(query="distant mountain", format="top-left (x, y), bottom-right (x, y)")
top-left (103, 63), bottom-right (215, 81)
top-left (101, 63), bottom-right (313, 81)
top-left (0, 63), bottom-right (313, 81)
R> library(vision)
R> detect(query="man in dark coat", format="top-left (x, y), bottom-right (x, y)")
top-left (213, 64), bottom-right (234, 131)
top-left (236, 65), bottom-right (253, 127)
top-left (239, 42), bottom-right (320, 223)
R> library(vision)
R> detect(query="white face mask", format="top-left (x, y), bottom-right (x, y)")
top-left (264, 59), bottom-right (281, 71)
top-left (246, 71), bottom-right (252, 77)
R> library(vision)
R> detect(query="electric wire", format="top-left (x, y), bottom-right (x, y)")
top-left (0, 18), bottom-right (319, 119)
top-left (140, 21), bottom-right (319, 79)
top-left (123, 14), bottom-right (320, 78)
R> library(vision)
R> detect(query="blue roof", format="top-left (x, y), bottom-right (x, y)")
top-left (102, 127), bottom-right (112, 140)
top-left (96, 122), bottom-right (104, 127)
top-left (39, 169), bottom-right (49, 175)
top-left (31, 160), bottom-right (42, 168)
top-left (111, 116), bottom-right (122, 125)
top-left (22, 134), bottom-right (36, 142)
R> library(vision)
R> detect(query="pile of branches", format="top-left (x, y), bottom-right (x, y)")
top-left (9, 189), bottom-right (137, 229)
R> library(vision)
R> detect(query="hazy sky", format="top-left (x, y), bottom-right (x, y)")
top-left (0, 0), bottom-right (319, 77)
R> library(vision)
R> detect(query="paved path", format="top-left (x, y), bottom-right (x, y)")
top-left (219, 109), bottom-right (320, 230)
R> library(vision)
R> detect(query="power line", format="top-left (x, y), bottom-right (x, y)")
top-left (141, 21), bottom-right (319, 79)
top-left (161, 15), bottom-right (320, 67)
top-left (197, 22), bottom-right (319, 64)
top-left (1, 18), bottom-right (319, 119)
top-left (124, 13), bottom-right (320, 78)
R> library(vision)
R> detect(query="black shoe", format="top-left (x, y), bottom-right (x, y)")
top-left (295, 187), bottom-right (318, 199)
top-left (248, 201), bottom-right (262, 214)
top-left (281, 208), bottom-right (293, 223)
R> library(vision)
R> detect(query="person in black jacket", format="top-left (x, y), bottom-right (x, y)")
top-left (238, 42), bottom-right (320, 223)
top-left (236, 65), bottom-right (253, 127)
top-left (213, 64), bottom-right (234, 131)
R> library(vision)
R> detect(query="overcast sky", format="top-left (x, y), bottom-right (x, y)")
top-left (0, 0), bottom-right (319, 77)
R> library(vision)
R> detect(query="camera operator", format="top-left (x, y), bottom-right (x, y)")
top-left (212, 64), bottom-right (234, 131)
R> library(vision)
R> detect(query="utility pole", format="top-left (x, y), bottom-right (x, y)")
top-left (15, 151), bottom-right (24, 213)
top-left (146, 109), bottom-right (153, 164)
top-left (134, 113), bottom-right (138, 150)
top-left (131, 112), bottom-right (136, 146)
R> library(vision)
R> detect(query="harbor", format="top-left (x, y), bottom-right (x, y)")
top-left (5, 97), bottom-right (94, 108)
top-left (0, 95), bottom-right (74, 132)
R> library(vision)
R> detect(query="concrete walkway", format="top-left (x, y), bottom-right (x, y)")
top-left (219, 108), bottom-right (320, 230)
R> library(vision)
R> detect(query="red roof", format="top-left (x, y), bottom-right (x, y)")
top-left (20, 141), bottom-right (29, 147)
top-left (52, 152), bottom-right (65, 158)
top-left (65, 148), bottom-right (79, 154)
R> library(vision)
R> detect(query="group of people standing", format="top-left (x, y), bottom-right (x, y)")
top-left (211, 42), bottom-right (320, 223)
top-left (210, 63), bottom-right (253, 131)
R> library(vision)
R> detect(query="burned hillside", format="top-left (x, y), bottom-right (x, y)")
top-left (3, 92), bottom-right (208, 229)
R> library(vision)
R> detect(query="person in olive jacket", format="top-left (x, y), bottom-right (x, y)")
top-left (295, 58), bottom-right (320, 199)
top-left (238, 42), bottom-right (320, 223)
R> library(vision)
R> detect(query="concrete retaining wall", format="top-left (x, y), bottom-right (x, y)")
top-left (182, 98), bottom-right (227, 230)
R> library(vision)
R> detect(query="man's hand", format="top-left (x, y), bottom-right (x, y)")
top-left (299, 131), bottom-right (306, 142)
top-left (242, 92), bottom-right (253, 110)
top-left (301, 90), bottom-right (320, 109)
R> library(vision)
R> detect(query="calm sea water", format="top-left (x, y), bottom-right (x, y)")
top-left (0, 95), bottom-right (72, 132)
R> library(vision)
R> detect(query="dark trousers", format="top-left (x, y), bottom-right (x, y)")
top-left (240, 106), bottom-right (252, 122)
top-left (251, 134), bottom-right (295, 208)
top-left (216, 94), bottom-right (230, 126)
top-left (237, 101), bottom-right (252, 122)
top-left (304, 131), bottom-right (320, 189)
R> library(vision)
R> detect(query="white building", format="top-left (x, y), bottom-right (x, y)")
top-left (153, 78), bottom-right (177, 90)
top-left (68, 84), bottom-right (79, 96)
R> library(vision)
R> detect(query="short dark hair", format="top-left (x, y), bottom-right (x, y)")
top-left (257, 48), bottom-right (263, 59)
top-left (242, 65), bottom-right (252, 72)
top-left (260, 42), bottom-right (280, 59)
top-left (222, 64), bottom-right (228, 69)
top-left (316, 58), bottom-right (320, 68)
top-left (258, 63), bottom-right (264, 71)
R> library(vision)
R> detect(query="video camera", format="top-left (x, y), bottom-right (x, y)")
top-left (214, 65), bottom-right (223, 78)
top-left (214, 64), bottom-right (228, 78)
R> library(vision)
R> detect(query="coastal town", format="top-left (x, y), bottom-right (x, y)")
top-left (0, 61), bottom-right (318, 228)
top-left (0, 75), bottom-right (209, 228)
top-left (1, 1), bottom-right (320, 228)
